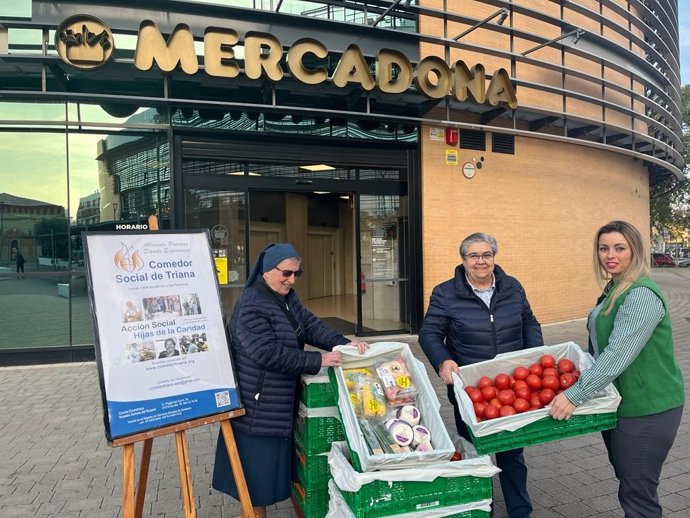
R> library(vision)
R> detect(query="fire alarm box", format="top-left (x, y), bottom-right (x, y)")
top-left (445, 127), bottom-right (458, 146)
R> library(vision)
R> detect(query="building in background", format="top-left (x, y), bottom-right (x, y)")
top-left (0, 0), bottom-right (684, 362)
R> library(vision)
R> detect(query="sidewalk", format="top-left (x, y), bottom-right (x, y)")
top-left (1, 269), bottom-right (689, 518)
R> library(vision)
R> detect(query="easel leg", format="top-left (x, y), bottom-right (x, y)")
top-left (175, 430), bottom-right (197, 518)
top-left (220, 420), bottom-right (255, 518)
top-left (134, 438), bottom-right (153, 518)
top-left (122, 444), bottom-right (136, 518)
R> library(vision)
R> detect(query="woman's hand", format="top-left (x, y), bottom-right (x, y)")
top-left (321, 351), bottom-right (343, 367)
top-left (347, 341), bottom-right (369, 354)
top-left (549, 392), bottom-right (576, 420)
top-left (439, 359), bottom-right (459, 385)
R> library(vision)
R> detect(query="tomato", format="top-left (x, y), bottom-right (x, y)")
top-left (497, 389), bottom-right (516, 406)
top-left (539, 388), bottom-right (555, 405)
top-left (477, 376), bottom-right (494, 389)
top-left (513, 380), bottom-right (529, 391)
top-left (473, 402), bottom-right (487, 418)
top-left (515, 386), bottom-right (531, 400)
top-left (464, 386), bottom-right (477, 394)
top-left (542, 367), bottom-right (559, 378)
top-left (468, 388), bottom-right (484, 403)
top-left (513, 398), bottom-right (530, 413)
top-left (499, 405), bottom-right (517, 417)
top-left (540, 354), bottom-right (556, 369)
top-left (494, 373), bottom-right (511, 390)
top-left (557, 358), bottom-right (576, 374)
top-left (572, 369), bottom-right (581, 379)
top-left (530, 394), bottom-right (542, 409)
top-left (481, 386), bottom-right (497, 401)
top-left (513, 366), bottom-right (529, 380)
top-left (525, 374), bottom-right (542, 390)
top-left (541, 375), bottom-right (559, 391)
top-left (528, 363), bottom-right (543, 377)
top-left (559, 372), bottom-right (576, 389)
top-left (489, 398), bottom-right (502, 409)
top-left (509, 375), bottom-right (516, 387)
top-left (484, 405), bottom-right (499, 420)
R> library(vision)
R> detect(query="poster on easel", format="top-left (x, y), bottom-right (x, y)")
top-left (83, 230), bottom-right (241, 441)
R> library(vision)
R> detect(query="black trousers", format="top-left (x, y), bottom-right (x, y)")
top-left (602, 406), bottom-right (683, 518)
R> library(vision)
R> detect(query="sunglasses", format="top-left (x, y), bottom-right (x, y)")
top-left (274, 267), bottom-right (304, 278)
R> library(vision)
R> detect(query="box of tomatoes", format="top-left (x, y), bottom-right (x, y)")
top-left (452, 342), bottom-right (621, 455)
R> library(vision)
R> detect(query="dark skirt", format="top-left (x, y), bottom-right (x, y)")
top-left (212, 429), bottom-right (293, 506)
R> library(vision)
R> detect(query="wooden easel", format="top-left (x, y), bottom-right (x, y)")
top-left (111, 409), bottom-right (254, 518)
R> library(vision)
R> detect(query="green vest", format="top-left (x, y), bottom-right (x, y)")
top-left (594, 277), bottom-right (685, 417)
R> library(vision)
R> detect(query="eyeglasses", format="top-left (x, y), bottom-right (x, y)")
top-left (274, 267), bottom-right (304, 278)
top-left (463, 252), bottom-right (495, 262)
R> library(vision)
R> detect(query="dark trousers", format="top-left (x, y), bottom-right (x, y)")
top-left (602, 406), bottom-right (683, 518)
top-left (452, 397), bottom-right (532, 518)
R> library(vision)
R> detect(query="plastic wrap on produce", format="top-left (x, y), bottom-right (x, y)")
top-left (453, 342), bottom-right (621, 437)
top-left (331, 342), bottom-right (455, 471)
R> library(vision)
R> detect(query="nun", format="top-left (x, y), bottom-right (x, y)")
top-left (212, 243), bottom-right (367, 518)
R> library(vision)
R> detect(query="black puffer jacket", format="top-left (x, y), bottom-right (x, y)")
top-left (419, 264), bottom-right (543, 370)
top-left (229, 279), bottom-right (348, 438)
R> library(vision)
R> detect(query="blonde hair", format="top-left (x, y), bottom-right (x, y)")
top-left (593, 220), bottom-right (649, 315)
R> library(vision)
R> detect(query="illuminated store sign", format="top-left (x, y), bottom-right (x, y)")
top-left (56, 17), bottom-right (518, 108)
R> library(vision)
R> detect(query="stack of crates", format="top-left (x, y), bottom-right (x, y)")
top-left (292, 369), bottom-right (345, 518)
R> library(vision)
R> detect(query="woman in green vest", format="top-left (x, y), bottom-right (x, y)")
top-left (549, 220), bottom-right (684, 518)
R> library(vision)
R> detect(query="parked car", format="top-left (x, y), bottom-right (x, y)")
top-left (651, 253), bottom-right (676, 267)
top-left (677, 258), bottom-right (690, 268)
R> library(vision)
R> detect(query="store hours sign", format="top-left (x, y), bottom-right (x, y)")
top-left (83, 230), bottom-right (240, 440)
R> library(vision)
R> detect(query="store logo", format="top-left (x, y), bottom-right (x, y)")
top-left (55, 15), bottom-right (114, 69)
top-left (114, 243), bottom-right (144, 272)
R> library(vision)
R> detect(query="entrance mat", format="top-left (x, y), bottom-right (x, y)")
top-left (320, 317), bottom-right (376, 335)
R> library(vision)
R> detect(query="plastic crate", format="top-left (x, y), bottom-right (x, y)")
top-left (295, 443), bottom-right (330, 489)
top-left (292, 481), bottom-right (329, 518)
top-left (466, 411), bottom-right (617, 455)
top-left (301, 372), bottom-right (337, 408)
top-left (339, 473), bottom-right (492, 518)
top-left (295, 413), bottom-right (345, 455)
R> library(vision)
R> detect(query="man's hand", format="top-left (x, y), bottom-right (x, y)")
top-left (549, 392), bottom-right (576, 420)
top-left (439, 359), bottom-right (459, 385)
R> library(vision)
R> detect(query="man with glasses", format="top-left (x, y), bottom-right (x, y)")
top-left (419, 232), bottom-right (543, 518)
top-left (213, 242), bottom-right (368, 518)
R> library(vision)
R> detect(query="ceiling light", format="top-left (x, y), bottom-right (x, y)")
top-left (314, 191), bottom-right (331, 195)
top-left (300, 164), bottom-right (335, 172)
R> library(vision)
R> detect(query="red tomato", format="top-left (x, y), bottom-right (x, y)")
top-left (513, 398), bottom-right (530, 413)
top-left (473, 402), bottom-right (487, 418)
top-left (528, 363), bottom-right (543, 377)
top-left (541, 375), bottom-right (559, 391)
top-left (530, 394), bottom-right (543, 409)
top-left (513, 380), bottom-right (529, 391)
top-left (489, 398), bottom-right (502, 409)
top-left (509, 375), bottom-right (516, 387)
top-left (477, 376), bottom-right (494, 389)
top-left (525, 374), bottom-right (542, 390)
top-left (539, 388), bottom-right (555, 405)
top-left (464, 386), bottom-right (477, 394)
top-left (572, 369), bottom-right (581, 379)
top-left (484, 405), bottom-right (499, 420)
top-left (497, 389), bottom-right (516, 406)
top-left (481, 386), bottom-right (497, 401)
top-left (559, 372), bottom-right (576, 389)
top-left (513, 366), bottom-right (529, 380)
top-left (515, 386), bottom-right (531, 400)
top-left (540, 354), bottom-right (556, 369)
top-left (494, 373), bottom-right (511, 390)
top-left (500, 405), bottom-right (517, 417)
top-left (468, 389), bottom-right (484, 403)
top-left (557, 358), bottom-right (576, 374)
top-left (542, 367), bottom-right (559, 378)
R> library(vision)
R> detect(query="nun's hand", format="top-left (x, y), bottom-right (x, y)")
top-left (348, 341), bottom-right (369, 354)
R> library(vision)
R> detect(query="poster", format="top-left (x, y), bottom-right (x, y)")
top-left (83, 230), bottom-right (240, 440)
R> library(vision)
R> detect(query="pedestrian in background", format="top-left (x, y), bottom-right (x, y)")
top-left (212, 243), bottom-right (368, 518)
top-left (16, 250), bottom-right (25, 279)
top-left (550, 220), bottom-right (684, 518)
top-left (419, 232), bottom-right (543, 518)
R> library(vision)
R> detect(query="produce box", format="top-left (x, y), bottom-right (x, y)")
top-left (329, 342), bottom-right (455, 472)
top-left (294, 403), bottom-right (345, 455)
top-left (295, 441), bottom-right (331, 488)
top-left (325, 479), bottom-right (491, 518)
top-left (302, 369), bottom-right (337, 408)
top-left (292, 481), bottom-right (329, 518)
top-left (453, 342), bottom-right (621, 455)
top-left (328, 441), bottom-right (497, 518)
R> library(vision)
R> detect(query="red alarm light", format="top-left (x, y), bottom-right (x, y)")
top-left (445, 127), bottom-right (458, 146)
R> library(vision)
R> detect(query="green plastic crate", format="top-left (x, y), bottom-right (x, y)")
top-left (292, 481), bottom-right (329, 518)
top-left (467, 412), bottom-right (617, 455)
top-left (295, 443), bottom-right (330, 489)
top-left (294, 413), bottom-right (345, 455)
top-left (301, 375), bottom-right (336, 408)
top-left (339, 472), bottom-right (492, 518)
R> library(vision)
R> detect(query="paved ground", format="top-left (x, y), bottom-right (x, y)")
top-left (1, 268), bottom-right (690, 518)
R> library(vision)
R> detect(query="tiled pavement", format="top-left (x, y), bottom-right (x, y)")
top-left (1, 269), bottom-right (690, 518)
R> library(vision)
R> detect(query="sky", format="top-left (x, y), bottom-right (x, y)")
top-left (681, 6), bottom-right (690, 85)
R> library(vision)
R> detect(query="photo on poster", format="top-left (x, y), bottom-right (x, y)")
top-left (84, 230), bottom-right (240, 441)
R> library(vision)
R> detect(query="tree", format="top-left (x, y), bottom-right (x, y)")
top-left (649, 84), bottom-right (690, 248)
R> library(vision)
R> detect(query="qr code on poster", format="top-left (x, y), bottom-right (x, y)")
top-left (215, 390), bottom-right (231, 407)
